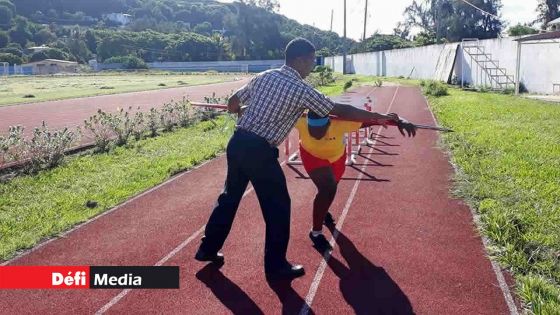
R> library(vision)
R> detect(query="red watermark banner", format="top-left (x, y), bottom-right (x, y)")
top-left (0, 266), bottom-right (89, 289)
top-left (0, 266), bottom-right (179, 289)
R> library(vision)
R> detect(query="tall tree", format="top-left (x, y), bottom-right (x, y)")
top-left (393, 22), bottom-right (410, 39)
top-left (508, 23), bottom-right (538, 36)
top-left (240, 0), bottom-right (279, 12)
top-left (8, 16), bottom-right (31, 46)
top-left (402, 0), bottom-right (503, 44)
top-left (536, 0), bottom-right (560, 28)
top-left (0, 5), bottom-right (13, 28)
top-left (0, 0), bottom-right (15, 15)
top-left (0, 30), bottom-right (8, 48)
top-left (447, 0), bottom-right (503, 41)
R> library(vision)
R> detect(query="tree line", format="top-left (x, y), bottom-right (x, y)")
top-left (0, 0), bottom-right (558, 66)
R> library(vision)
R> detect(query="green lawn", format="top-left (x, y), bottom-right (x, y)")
top-left (0, 75), bottom-right (356, 262)
top-left (428, 88), bottom-right (560, 314)
top-left (317, 74), bottom-right (379, 95)
top-left (0, 72), bottom-right (242, 106)
top-left (0, 117), bottom-right (235, 261)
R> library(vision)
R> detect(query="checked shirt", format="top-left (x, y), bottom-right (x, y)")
top-left (236, 65), bottom-right (335, 146)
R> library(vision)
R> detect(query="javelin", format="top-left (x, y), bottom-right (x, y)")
top-left (190, 102), bottom-right (229, 110)
top-left (412, 124), bottom-right (454, 132)
top-left (190, 102), bottom-right (454, 132)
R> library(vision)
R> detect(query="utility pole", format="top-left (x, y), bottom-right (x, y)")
top-left (343, 0), bottom-right (347, 74)
top-left (435, 0), bottom-right (440, 44)
top-left (363, 0), bottom-right (368, 41)
top-left (330, 9), bottom-right (334, 32)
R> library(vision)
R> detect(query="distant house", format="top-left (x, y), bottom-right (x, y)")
top-left (27, 46), bottom-right (50, 53)
top-left (103, 13), bottom-right (132, 26)
top-left (23, 59), bottom-right (79, 75)
top-left (548, 17), bottom-right (560, 31)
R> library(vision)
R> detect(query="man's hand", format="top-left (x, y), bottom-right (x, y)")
top-left (387, 113), bottom-right (415, 137)
top-left (396, 117), bottom-right (416, 137)
top-left (227, 94), bottom-right (241, 114)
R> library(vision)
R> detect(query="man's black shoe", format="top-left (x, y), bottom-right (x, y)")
top-left (324, 212), bottom-right (335, 226)
top-left (309, 232), bottom-right (333, 252)
top-left (195, 249), bottom-right (225, 263)
top-left (265, 264), bottom-right (305, 280)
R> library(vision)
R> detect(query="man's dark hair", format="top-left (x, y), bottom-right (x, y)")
top-left (285, 38), bottom-right (316, 62)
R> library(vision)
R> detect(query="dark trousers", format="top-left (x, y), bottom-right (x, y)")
top-left (199, 129), bottom-right (291, 271)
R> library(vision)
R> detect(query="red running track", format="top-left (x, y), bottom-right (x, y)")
top-left (0, 85), bottom-right (519, 314)
top-left (0, 78), bottom-right (249, 138)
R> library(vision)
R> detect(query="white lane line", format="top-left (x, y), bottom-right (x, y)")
top-left (299, 86), bottom-right (400, 315)
top-left (422, 93), bottom-right (519, 315)
top-left (95, 161), bottom-right (284, 314)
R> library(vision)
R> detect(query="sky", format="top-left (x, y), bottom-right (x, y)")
top-left (218, 0), bottom-right (540, 40)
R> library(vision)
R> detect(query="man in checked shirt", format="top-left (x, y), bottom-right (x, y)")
top-left (195, 38), bottom-right (414, 279)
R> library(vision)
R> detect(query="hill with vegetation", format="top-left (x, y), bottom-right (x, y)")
top-left (0, 0), bottom-right (354, 65)
top-left (0, 0), bottom-right (418, 66)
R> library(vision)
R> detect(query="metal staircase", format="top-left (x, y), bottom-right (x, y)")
top-left (461, 39), bottom-right (515, 91)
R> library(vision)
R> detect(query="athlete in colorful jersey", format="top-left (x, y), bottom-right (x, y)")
top-left (295, 111), bottom-right (416, 251)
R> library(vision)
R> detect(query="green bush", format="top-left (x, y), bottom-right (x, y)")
top-left (0, 52), bottom-right (23, 64)
top-left (423, 80), bottom-right (448, 97)
top-left (0, 125), bottom-right (24, 165)
top-left (312, 65), bottom-right (335, 86)
top-left (343, 80), bottom-right (353, 91)
top-left (104, 55), bottom-right (148, 69)
top-left (83, 109), bottom-right (116, 152)
top-left (25, 122), bottom-right (80, 173)
top-left (29, 48), bottom-right (74, 62)
top-left (0, 47), bottom-right (23, 56)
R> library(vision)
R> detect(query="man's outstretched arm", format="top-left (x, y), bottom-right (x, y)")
top-left (331, 104), bottom-right (417, 137)
top-left (358, 112), bottom-right (417, 137)
top-left (330, 103), bottom-right (396, 124)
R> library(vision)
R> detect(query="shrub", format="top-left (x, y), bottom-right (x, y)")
top-left (423, 80), bottom-right (448, 97)
top-left (29, 48), bottom-right (73, 62)
top-left (84, 109), bottom-right (115, 152)
top-left (374, 79), bottom-right (383, 87)
top-left (203, 92), bottom-right (229, 104)
top-left (305, 73), bottom-right (321, 88)
top-left (0, 125), bottom-right (24, 165)
top-left (25, 121), bottom-right (80, 173)
top-left (0, 47), bottom-right (23, 56)
top-left (131, 108), bottom-right (145, 141)
top-left (109, 107), bottom-right (134, 146)
top-left (0, 52), bottom-right (24, 65)
top-left (104, 55), bottom-right (148, 70)
top-left (160, 102), bottom-right (179, 132)
top-left (84, 107), bottom-right (142, 148)
top-left (146, 108), bottom-right (160, 137)
top-left (174, 99), bottom-right (193, 128)
top-left (312, 65), bottom-right (335, 86)
top-left (343, 80), bottom-right (353, 91)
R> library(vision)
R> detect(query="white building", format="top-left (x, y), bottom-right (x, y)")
top-left (27, 46), bottom-right (50, 53)
top-left (23, 59), bottom-right (79, 75)
top-left (548, 17), bottom-right (560, 31)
